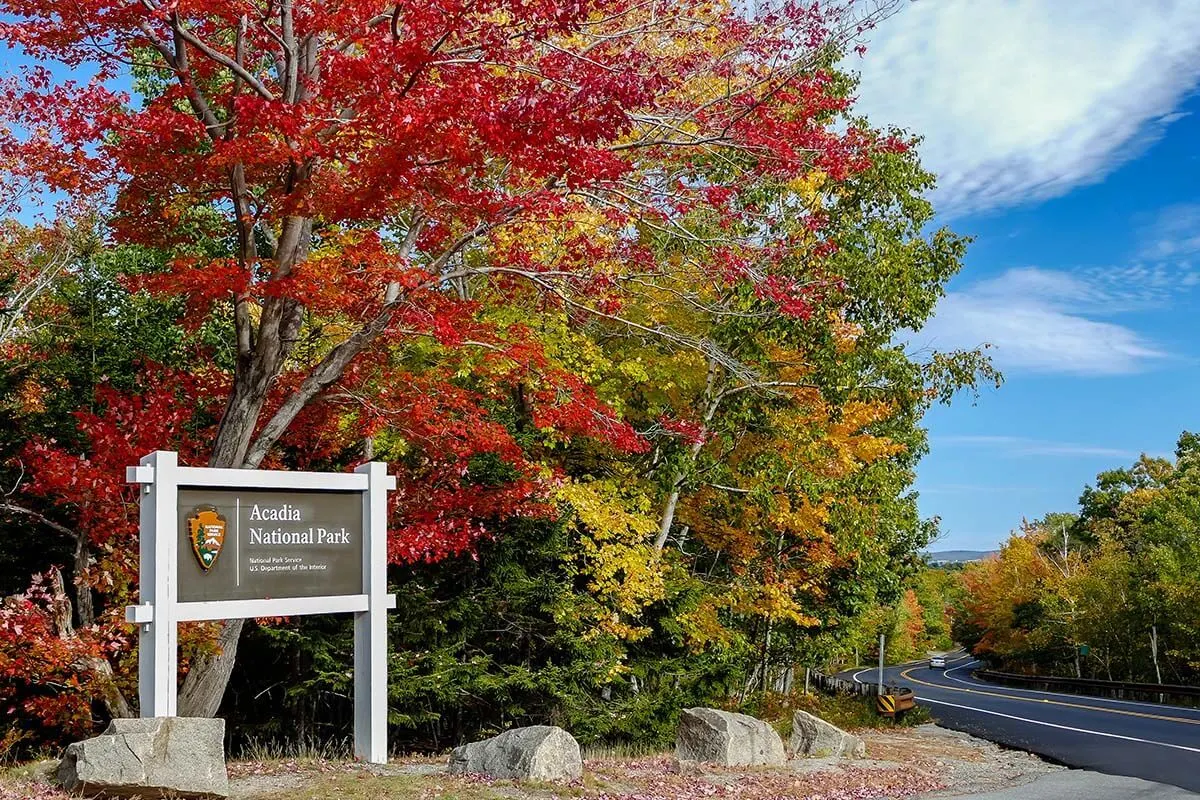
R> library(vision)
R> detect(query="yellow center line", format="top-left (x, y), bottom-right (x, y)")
top-left (899, 667), bottom-right (1200, 727)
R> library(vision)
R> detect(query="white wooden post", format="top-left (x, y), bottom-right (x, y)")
top-left (129, 450), bottom-right (179, 717)
top-left (354, 461), bottom-right (395, 764)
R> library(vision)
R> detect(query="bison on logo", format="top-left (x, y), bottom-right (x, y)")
top-left (187, 506), bottom-right (227, 572)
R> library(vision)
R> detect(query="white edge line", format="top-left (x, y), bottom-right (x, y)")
top-left (945, 660), bottom-right (1200, 717)
top-left (919, 696), bottom-right (1200, 754)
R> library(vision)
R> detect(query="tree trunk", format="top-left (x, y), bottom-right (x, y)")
top-left (1151, 625), bottom-right (1162, 684)
top-left (654, 357), bottom-right (722, 551)
top-left (176, 383), bottom-right (262, 716)
top-left (177, 618), bottom-right (247, 717)
top-left (176, 367), bottom-right (271, 717)
top-left (73, 533), bottom-right (94, 627)
top-left (47, 568), bottom-right (133, 719)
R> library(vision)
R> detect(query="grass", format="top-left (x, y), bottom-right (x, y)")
top-left (0, 697), bottom-right (935, 800)
top-left (247, 772), bottom-right (498, 800)
top-left (237, 734), bottom-right (353, 762)
top-left (774, 692), bottom-right (932, 735)
top-left (233, 766), bottom-right (622, 800)
top-left (580, 741), bottom-right (666, 760)
top-left (1, 731), bottom-right (951, 800)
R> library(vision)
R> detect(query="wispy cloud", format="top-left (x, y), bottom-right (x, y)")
top-left (933, 434), bottom-right (1141, 460)
top-left (918, 483), bottom-right (1043, 495)
top-left (915, 267), bottom-right (1168, 375)
top-left (1135, 205), bottom-right (1200, 271)
top-left (853, 1), bottom-right (1200, 217)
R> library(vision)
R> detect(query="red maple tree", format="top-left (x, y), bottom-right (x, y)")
top-left (0, 0), bottom-right (904, 716)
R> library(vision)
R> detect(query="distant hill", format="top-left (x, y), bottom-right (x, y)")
top-left (925, 549), bottom-right (996, 564)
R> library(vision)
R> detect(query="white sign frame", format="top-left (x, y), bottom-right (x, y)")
top-left (124, 450), bottom-right (397, 763)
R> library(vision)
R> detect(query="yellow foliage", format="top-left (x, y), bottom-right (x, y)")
top-left (558, 477), bottom-right (666, 639)
top-left (678, 597), bottom-right (736, 650)
top-left (730, 580), bottom-right (821, 627)
top-left (768, 495), bottom-right (829, 537)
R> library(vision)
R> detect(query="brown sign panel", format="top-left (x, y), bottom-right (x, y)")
top-left (176, 488), bottom-right (364, 603)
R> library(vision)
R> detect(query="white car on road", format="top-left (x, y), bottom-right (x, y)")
top-left (930, 655), bottom-right (947, 669)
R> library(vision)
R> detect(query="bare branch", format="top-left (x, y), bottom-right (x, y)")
top-left (170, 14), bottom-right (277, 101)
top-left (0, 502), bottom-right (78, 542)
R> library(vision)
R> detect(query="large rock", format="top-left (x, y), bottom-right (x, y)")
top-left (57, 717), bottom-right (229, 799)
top-left (448, 725), bottom-right (582, 782)
top-left (789, 709), bottom-right (866, 759)
top-left (675, 708), bottom-right (786, 767)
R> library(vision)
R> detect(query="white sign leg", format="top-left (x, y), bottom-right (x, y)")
top-left (353, 461), bottom-right (394, 763)
top-left (133, 450), bottom-right (179, 717)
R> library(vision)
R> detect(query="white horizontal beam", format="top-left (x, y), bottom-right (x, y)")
top-left (175, 594), bottom-right (396, 621)
top-left (176, 466), bottom-right (372, 491)
top-left (126, 465), bottom-right (155, 484)
top-left (125, 603), bottom-right (154, 624)
top-left (131, 594), bottom-right (398, 623)
top-left (127, 463), bottom-right (399, 492)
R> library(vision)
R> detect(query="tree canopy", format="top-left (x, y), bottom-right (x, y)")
top-left (0, 0), bottom-right (992, 753)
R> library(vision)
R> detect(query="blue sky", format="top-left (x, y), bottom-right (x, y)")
top-left (854, 0), bottom-right (1200, 550)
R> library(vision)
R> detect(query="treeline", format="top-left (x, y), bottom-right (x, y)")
top-left (0, 211), bottom-right (972, 756)
top-left (0, 0), bottom-right (990, 758)
top-left (953, 433), bottom-right (1200, 684)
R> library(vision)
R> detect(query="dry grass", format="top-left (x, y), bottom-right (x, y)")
top-left (0, 760), bottom-right (63, 800)
top-left (224, 754), bottom-right (947, 800)
top-left (238, 771), bottom-right (492, 800)
top-left (860, 728), bottom-right (986, 765)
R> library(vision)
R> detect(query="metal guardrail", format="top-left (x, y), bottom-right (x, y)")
top-left (809, 668), bottom-right (918, 718)
top-left (876, 687), bottom-right (915, 717)
top-left (810, 670), bottom-right (884, 697)
top-left (809, 669), bottom-right (905, 698)
top-left (974, 669), bottom-right (1200, 706)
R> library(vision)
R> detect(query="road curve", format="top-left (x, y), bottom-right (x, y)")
top-left (887, 655), bottom-right (1200, 793)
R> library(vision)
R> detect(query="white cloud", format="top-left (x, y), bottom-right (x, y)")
top-left (853, 1), bottom-right (1200, 217)
top-left (915, 267), bottom-right (1167, 375)
top-left (933, 434), bottom-right (1140, 460)
top-left (917, 482), bottom-right (1041, 494)
top-left (1136, 203), bottom-right (1200, 261)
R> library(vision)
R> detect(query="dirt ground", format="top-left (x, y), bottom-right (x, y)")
top-left (2, 724), bottom-right (1061, 800)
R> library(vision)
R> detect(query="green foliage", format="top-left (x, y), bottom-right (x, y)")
top-left (0, 47), bottom-right (990, 754)
top-left (956, 432), bottom-right (1200, 683)
top-left (0, 227), bottom-right (190, 595)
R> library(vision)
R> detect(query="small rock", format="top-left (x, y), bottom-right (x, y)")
top-left (667, 757), bottom-right (703, 775)
top-left (675, 708), bottom-right (787, 767)
top-left (57, 717), bottom-right (229, 798)
top-left (789, 710), bottom-right (866, 759)
top-left (448, 725), bottom-right (582, 782)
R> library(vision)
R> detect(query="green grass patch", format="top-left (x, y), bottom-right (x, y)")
top-left (752, 690), bottom-right (932, 735)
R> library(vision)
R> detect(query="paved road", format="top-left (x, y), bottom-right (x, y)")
top-left (851, 654), bottom-right (1200, 794)
top-left (940, 771), bottom-right (1198, 800)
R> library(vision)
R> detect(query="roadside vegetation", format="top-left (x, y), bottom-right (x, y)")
top-left (952, 432), bottom-right (1200, 684)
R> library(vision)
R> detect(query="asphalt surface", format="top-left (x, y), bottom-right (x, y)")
top-left (846, 654), bottom-right (1200, 794)
top-left (941, 771), bottom-right (1199, 800)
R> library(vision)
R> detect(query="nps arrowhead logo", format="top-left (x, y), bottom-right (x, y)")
top-left (187, 506), bottom-right (227, 572)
